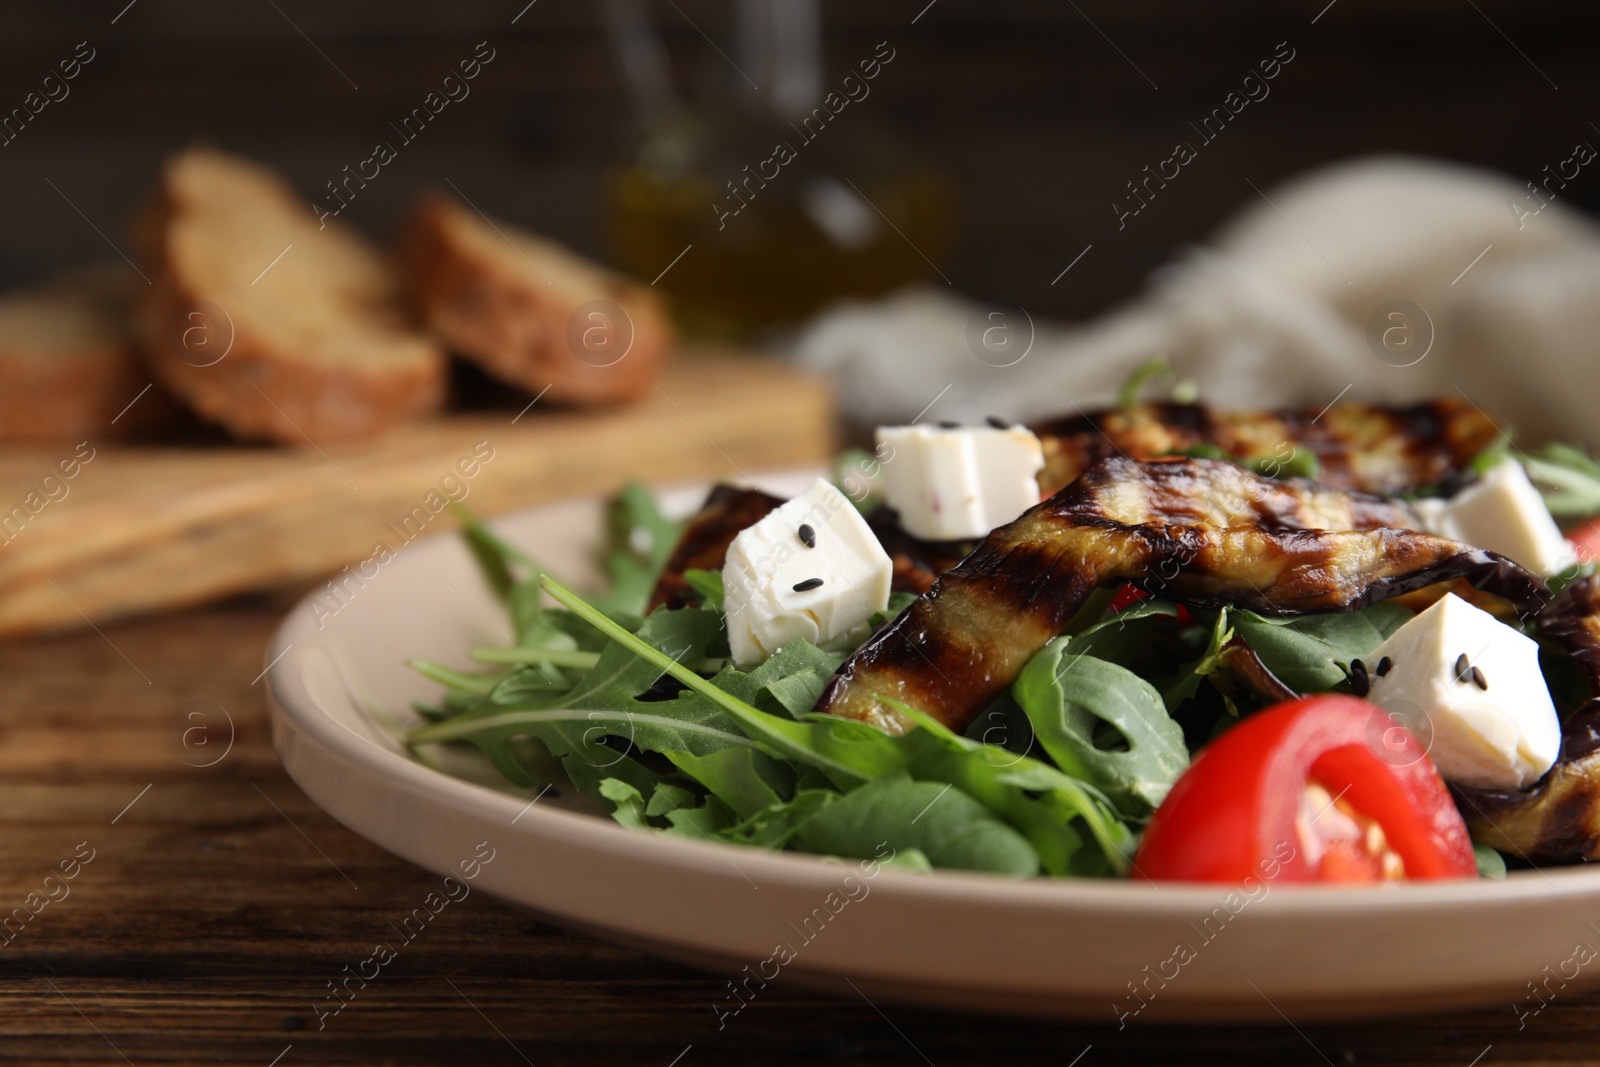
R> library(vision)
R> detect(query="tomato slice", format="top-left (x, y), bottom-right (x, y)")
top-left (1569, 517), bottom-right (1600, 565)
top-left (1134, 695), bottom-right (1477, 884)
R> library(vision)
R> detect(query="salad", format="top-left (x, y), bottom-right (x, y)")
top-left (406, 371), bottom-right (1600, 885)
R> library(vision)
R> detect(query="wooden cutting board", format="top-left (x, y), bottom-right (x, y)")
top-left (0, 349), bottom-right (834, 638)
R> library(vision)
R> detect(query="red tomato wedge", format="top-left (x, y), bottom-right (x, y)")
top-left (1135, 695), bottom-right (1477, 884)
top-left (1568, 517), bottom-right (1600, 565)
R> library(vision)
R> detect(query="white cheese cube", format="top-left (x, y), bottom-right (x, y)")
top-left (1417, 458), bottom-right (1573, 575)
top-left (722, 478), bottom-right (892, 667)
top-left (1365, 593), bottom-right (1561, 790)
top-left (875, 424), bottom-right (1044, 541)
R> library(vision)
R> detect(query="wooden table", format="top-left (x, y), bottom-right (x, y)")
top-left (4, 602), bottom-right (1598, 1064)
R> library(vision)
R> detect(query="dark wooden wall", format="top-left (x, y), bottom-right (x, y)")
top-left (0, 0), bottom-right (1596, 321)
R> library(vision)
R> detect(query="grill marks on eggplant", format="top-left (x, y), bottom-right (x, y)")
top-left (648, 487), bottom-right (969, 609)
top-left (647, 485), bottom-right (783, 611)
top-left (1031, 398), bottom-right (1502, 497)
top-left (1459, 577), bottom-right (1600, 862)
top-left (815, 458), bottom-right (1548, 736)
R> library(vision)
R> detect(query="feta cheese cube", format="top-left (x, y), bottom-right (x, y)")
top-left (875, 424), bottom-right (1045, 541)
top-left (1364, 592), bottom-right (1561, 790)
top-left (722, 478), bottom-right (892, 666)
top-left (1415, 458), bottom-right (1573, 575)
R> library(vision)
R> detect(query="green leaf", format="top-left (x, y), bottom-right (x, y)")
top-left (832, 447), bottom-right (886, 512)
top-left (1229, 602), bottom-right (1412, 693)
top-left (795, 774), bottom-right (1040, 876)
top-left (871, 591), bottom-right (919, 628)
top-left (668, 745), bottom-right (795, 821)
top-left (598, 778), bottom-right (651, 829)
top-left (884, 702), bottom-right (1133, 877)
top-left (410, 606), bottom-right (741, 798)
top-left (590, 482), bottom-right (684, 615)
top-left (1168, 443), bottom-right (1233, 462)
top-left (683, 569), bottom-right (724, 610)
top-left (1064, 595), bottom-right (1180, 668)
top-left (1116, 355), bottom-right (1170, 408)
top-left (1474, 843), bottom-right (1508, 880)
top-left (644, 781), bottom-right (700, 817)
top-left (453, 504), bottom-right (541, 600)
top-left (719, 789), bottom-right (841, 850)
top-left (1524, 443), bottom-right (1600, 519)
top-left (1159, 606), bottom-right (1233, 712)
top-left (1011, 640), bottom-right (1189, 812)
top-left (1470, 433), bottom-right (1514, 477)
top-left (738, 641), bottom-right (848, 719)
top-left (1245, 446), bottom-right (1321, 481)
top-left (661, 795), bottom-right (737, 839)
top-left (540, 576), bottom-right (1134, 875)
top-left (407, 659), bottom-right (511, 696)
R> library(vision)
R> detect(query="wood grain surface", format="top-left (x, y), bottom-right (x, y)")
top-left (0, 599), bottom-right (1597, 1065)
top-left (0, 349), bottom-right (832, 639)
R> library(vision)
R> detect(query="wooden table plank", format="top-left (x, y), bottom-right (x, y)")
top-left (0, 601), bottom-right (1597, 1065)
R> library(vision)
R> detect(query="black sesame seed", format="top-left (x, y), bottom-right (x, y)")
top-left (1472, 666), bottom-right (1488, 691)
top-left (797, 523), bottom-right (816, 548)
top-left (1376, 656), bottom-right (1393, 677)
top-left (792, 577), bottom-right (824, 592)
top-left (1454, 653), bottom-right (1471, 682)
top-left (1350, 658), bottom-right (1369, 697)
top-left (937, 420), bottom-right (960, 429)
top-left (986, 415), bottom-right (1011, 429)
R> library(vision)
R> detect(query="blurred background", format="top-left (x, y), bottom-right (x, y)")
top-left (4, 0), bottom-right (1598, 334)
top-left (2, 0), bottom-right (1599, 637)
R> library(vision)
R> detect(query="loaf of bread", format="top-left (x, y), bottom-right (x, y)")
top-left (402, 193), bottom-right (670, 405)
top-left (139, 148), bottom-right (446, 443)
top-left (0, 265), bottom-right (172, 441)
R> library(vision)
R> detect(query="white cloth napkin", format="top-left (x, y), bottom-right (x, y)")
top-left (791, 155), bottom-right (1600, 446)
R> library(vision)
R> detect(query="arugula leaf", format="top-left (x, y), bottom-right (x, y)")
top-left (1011, 639), bottom-right (1189, 813)
top-left (738, 641), bottom-right (847, 719)
top-left (871, 591), bottom-right (919, 628)
top-left (1064, 596), bottom-right (1179, 668)
top-left (590, 482), bottom-right (684, 615)
top-left (668, 746), bottom-right (794, 821)
top-left (885, 701), bottom-right (1133, 877)
top-left (794, 773), bottom-right (1040, 876)
top-left (1116, 355), bottom-right (1170, 408)
top-left (1245, 447), bottom-right (1322, 481)
top-left (720, 789), bottom-right (841, 849)
top-left (683, 569), bottom-right (724, 610)
top-left (832, 447), bottom-right (887, 512)
top-left (407, 659), bottom-right (512, 696)
top-left (1523, 443), bottom-right (1600, 520)
top-left (540, 576), bottom-right (1134, 875)
top-left (453, 505), bottom-right (541, 599)
top-left (409, 607), bottom-right (742, 798)
top-left (599, 778), bottom-right (652, 830)
top-left (447, 504), bottom-right (560, 646)
top-left (1160, 606), bottom-right (1233, 711)
top-left (1470, 434), bottom-right (1513, 477)
top-left (1474, 842), bottom-right (1508, 880)
top-left (1229, 602), bottom-right (1412, 693)
top-left (1168, 443), bottom-right (1233, 462)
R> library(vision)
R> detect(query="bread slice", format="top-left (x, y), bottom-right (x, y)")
top-left (401, 194), bottom-right (671, 405)
top-left (0, 265), bottom-right (172, 441)
top-left (139, 148), bottom-right (446, 443)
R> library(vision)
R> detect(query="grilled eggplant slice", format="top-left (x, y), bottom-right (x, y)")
top-left (1032, 398), bottom-right (1502, 497)
top-left (648, 485), bottom-right (783, 611)
top-left (816, 457), bottom-right (1548, 735)
top-left (1458, 576), bottom-right (1600, 862)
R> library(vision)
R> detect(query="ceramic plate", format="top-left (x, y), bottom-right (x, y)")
top-left (266, 470), bottom-right (1600, 1024)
